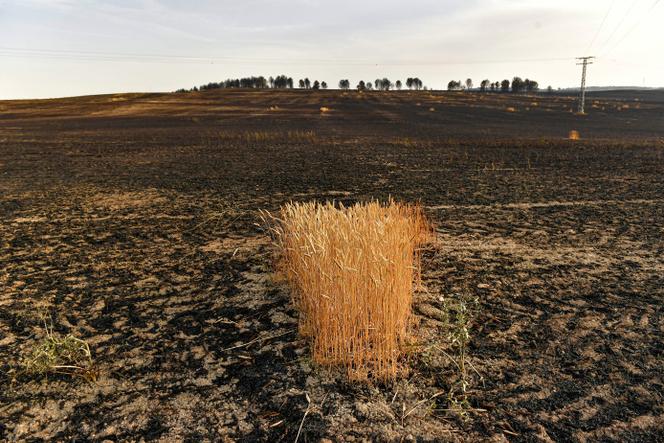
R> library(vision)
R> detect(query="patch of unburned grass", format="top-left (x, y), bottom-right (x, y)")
top-left (214, 130), bottom-right (318, 144)
top-left (22, 322), bottom-right (96, 381)
top-left (266, 200), bottom-right (431, 381)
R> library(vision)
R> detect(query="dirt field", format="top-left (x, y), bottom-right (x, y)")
top-left (1, 89), bottom-right (663, 442)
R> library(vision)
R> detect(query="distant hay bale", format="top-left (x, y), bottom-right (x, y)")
top-left (429, 107), bottom-right (435, 112)
top-left (268, 201), bottom-right (431, 381)
top-left (506, 107), bottom-right (516, 112)
top-left (320, 106), bottom-right (330, 113)
top-left (568, 130), bottom-right (580, 140)
top-left (530, 102), bottom-right (539, 107)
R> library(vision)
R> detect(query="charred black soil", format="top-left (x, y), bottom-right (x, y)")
top-left (1, 89), bottom-right (663, 442)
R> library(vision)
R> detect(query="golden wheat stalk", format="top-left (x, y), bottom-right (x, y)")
top-left (269, 200), bottom-right (430, 380)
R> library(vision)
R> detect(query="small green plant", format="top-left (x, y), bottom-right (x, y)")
top-left (421, 294), bottom-right (484, 420)
top-left (23, 320), bottom-right (96, 380)
top-left (445, 300), bottom-right (472, 417)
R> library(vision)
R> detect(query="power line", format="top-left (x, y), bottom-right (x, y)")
top-left (597, 0), bottom-right (642, 54)
top-left (0, 46), bottom-right (574, 66)
top-left (601, 0), bottom-right (662, 57)
top-left (586, 0), bottom-right (616, 53)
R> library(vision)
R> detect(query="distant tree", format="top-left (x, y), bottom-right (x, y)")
top-left (269, 76), bottom-right (275, 88)
top-left (412, 77), bottom-right (423, 90)
top-left (375, 79), bottom-right (382, 90)
top-left (298, 79), bottom-right (305, 89)
top-left (489, 82), bottom-right (496, 92)
top-left (304, 78), bottom-right (311, 89)
top-left (511, 76), bottom-right (524, 93)
top-left (395, 80), bottom-right (402, 90)
top-left (321, 81), bottom-right (328, 89)
top-left (379, 78), bottom-right (391, 91)
top-left (406, 78), bottom-right (414, 89)
top-left (199, 82), bottom-right (220, 91)
top-left (357, 80), bottom-right (366, 90)
top-left (524, 79), bottom-right (539, 92)
top-left (339, 79), bottom-right (350, 90)
top-left (366, 82), bottom-right (373, 90)
top-left (273, 75), bottom-right (290, 89)
top-left (500, 79), bottom-right (511, 92)
top-left (287, 77), bottom-right (294, 88)
top-left (465, 78), bottom-right (473, 90)
top-left (312, 80), bottom-right (320, 90)
top-left (547, 85), bottom-right (553, 94)
top-left (447, 80), bottom-right (462, 91)
top-left (480, 79), bottom-right (490, 92)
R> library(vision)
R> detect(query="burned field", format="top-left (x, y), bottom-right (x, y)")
top-left (1, 89), bottom-right (663, 441)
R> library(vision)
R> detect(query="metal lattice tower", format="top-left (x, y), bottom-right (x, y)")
top-left (576, 56), bottom-right (595, 114)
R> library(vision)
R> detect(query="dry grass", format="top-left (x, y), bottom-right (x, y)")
top-left (569, 130), bottom-right (580, 140)
top-left (267, 200), bottom-right (431, 380)
top-left (22, 321), bottom-right (95, 380)
top-left (214, 130), bottom-right (318, 144)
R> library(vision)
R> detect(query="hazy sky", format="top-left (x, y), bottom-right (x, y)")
top-left (1, 0), bottom-right (663, 99)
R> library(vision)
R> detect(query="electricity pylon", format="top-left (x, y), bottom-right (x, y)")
top-left (576, 56), bottom-right (595, 114)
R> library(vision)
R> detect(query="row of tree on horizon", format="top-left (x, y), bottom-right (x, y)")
top-left (449, 77), bottom-right (541, 93)
top-left (176, 76), bottom-right (426, 93)
top-left (176, 75), bottom-right (545, 93)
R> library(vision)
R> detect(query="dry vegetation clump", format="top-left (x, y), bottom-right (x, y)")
top-left (568, 130), bottom-right (580, 140)
top-left (269, 201), bottom-right (431, 380)
top-left (22, 323), bottom-right (95, 380)
top-left (216, 130), bottom-right (317, 144)
top-left (286, 130), bottom-right (318, 143)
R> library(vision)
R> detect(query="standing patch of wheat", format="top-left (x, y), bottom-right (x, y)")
top-left (269, 201), bottom-right (430, 380)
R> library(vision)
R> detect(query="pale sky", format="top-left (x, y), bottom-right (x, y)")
top-left (1, 0), bottom-right (663, 99)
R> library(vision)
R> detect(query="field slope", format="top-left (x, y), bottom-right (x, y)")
top-left (1, 89), bottom-right (663, 441)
